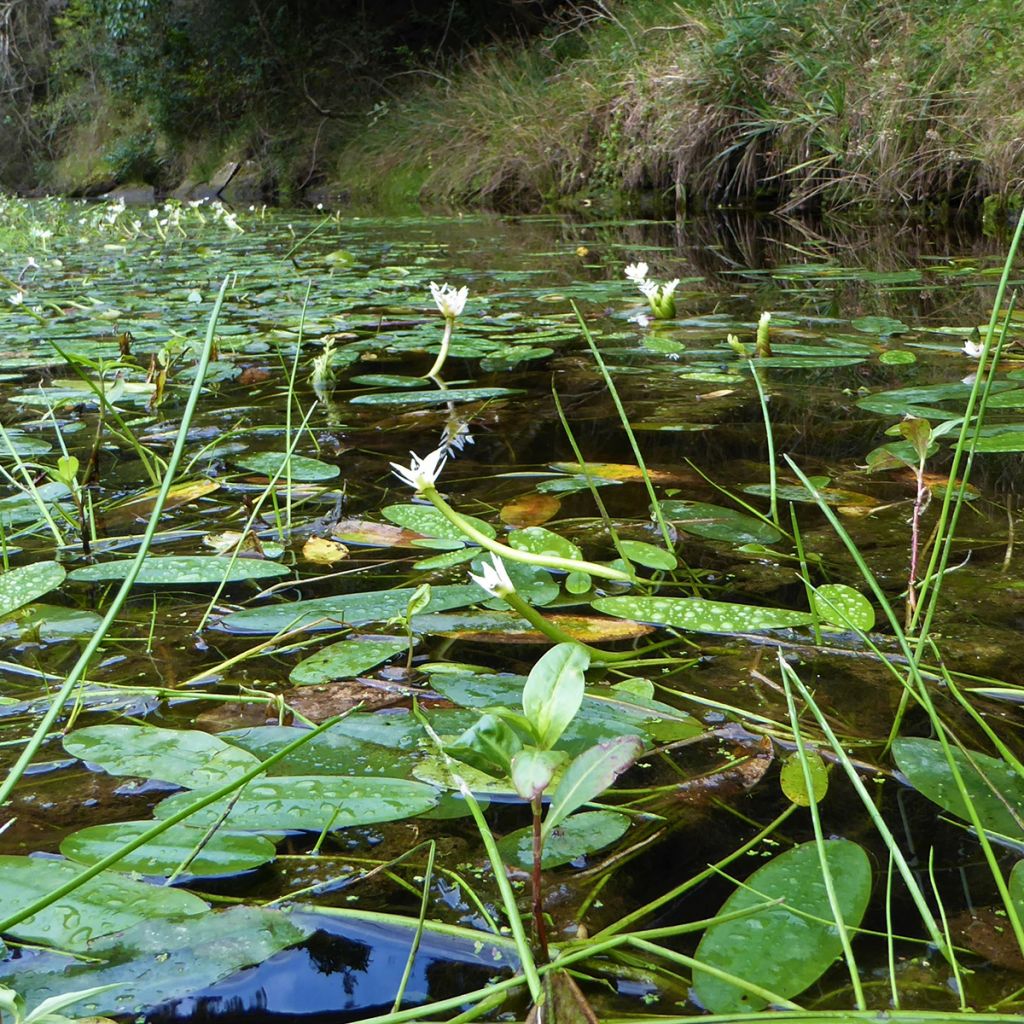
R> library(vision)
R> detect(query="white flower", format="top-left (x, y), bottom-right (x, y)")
top-left (963, 339), bottom-right (984, 358)
top-left (664, 278), bottom-right (680, 297)
top-left (624, 262), bottom-right (649, 283)
top-left (390, 448), bottom-right (447, 491)
top-left (628, 312), bottom-right (651, 328)
top-left (429, 281), bottom-right (468, 320)
top-left (469, 555), bottom-right (515, 598)
top-left (638, 280), bottom-right (658, 300)
top-left (8, 291), bottom-right (24, 306)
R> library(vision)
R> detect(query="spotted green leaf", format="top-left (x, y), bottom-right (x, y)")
top-left (289, 637), bottom-right (408, 685)
top-left (593, 596), bottom-right (813, 634)
top-left (67, 556), bottom-right (289, 585)
top-left (0, 561), bottom-right (65, 618)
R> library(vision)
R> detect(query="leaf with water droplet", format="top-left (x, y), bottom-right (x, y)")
top-left (67, 556), bottom-right (289, 586)
top-left (0, 856), bottom-right (208, 951)
top-left (63, 724), bottom-right (261, 788)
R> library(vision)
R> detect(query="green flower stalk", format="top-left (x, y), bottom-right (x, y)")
top-left (389, 450), bottom-right (635, 583)
top-left (423, 281), bottom-right (468, 379)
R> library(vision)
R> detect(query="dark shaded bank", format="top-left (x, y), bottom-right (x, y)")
top-left (3, 1), bottom-right (1024, 216)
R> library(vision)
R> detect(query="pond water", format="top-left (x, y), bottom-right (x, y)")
top-left (0, 199), bottom-right (1023, 1022)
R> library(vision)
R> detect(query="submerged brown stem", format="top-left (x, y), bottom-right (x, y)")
top-left (531, 795), bottom-right (549, 963)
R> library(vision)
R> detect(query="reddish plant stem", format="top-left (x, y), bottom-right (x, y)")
top-left (531, 795), bottom-right (549, 963)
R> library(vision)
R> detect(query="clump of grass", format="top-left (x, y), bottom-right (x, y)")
top-left (337, 0), bottom-right (1024, 213)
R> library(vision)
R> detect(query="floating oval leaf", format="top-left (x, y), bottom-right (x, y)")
top-left (350, 387), bottom-right (522, 406)
top-left (217, 583), bottom-right (485, 634)
top-left (68, 556), bottom-right (289, 585)
top-left (499, 810), bottom-right (630, 869)
top-left (61, 822), bottom-right (277, 877)
top-left (153, 775), bottom-right (439, 830)
top-left (812, 584), bottom-right (875, 631)
top-left (693, 840), bottom-right (872, 1012)
top-left (892, 737), bottom-right (1024, 839)
top-left (63, 724), bottom-right (261, 788)
top-left (0, 561), bottom-right (65, 618)
top-left (0, 907), bottom-right (310, 1017)
top-left (619, 539), bottom-right (677, 570)
top-left (659, 500), bottom-right (782, 545)
top-left (382, 503), bottom-right (495, 543)
top-left (508, 526), bottom-right (581, 563)
top-left (780, 752), bottom-right (829, 806)
top-left (289, 638), bottom-right (408, 686)
top-left (499, 492), bottom-right (561, 528)
top-left (0, 855), bottom-right (208, 951)
top-left (232, 452), bottom-right (340, 481)
top-left (593, 596), bottom-right (813, 634)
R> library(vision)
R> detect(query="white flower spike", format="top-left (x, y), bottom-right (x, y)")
top-left (390, 449), bottom-right (448, 492)
top-left (963, 339), bottom-right (984, 359)
top-left (624, 262), bottom-right (649, 283)
top-left (469, 554), bottom-right (515, 598)
top-left (430, 281), bottom-right (468, 321)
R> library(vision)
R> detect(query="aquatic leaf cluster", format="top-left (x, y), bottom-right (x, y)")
top-left (0, 199), bottom-right (1023, 1022)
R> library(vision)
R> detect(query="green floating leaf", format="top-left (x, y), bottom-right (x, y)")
top-left (68, 556), bottom-right (289, 585)
top-left (0, 907), bottom-right (310, 1017)
top-left (544, 735), bottom-right (644, 838)
top-left (659, 501), bottom-right (782, 545)
top-left (232, 452), bottom-right (340, 482)
top-left (217, 583), bottom-right (485, 634)
top-left (60, 821), bottom-right (277, 877)
top-left (742, 482), bottom-right (877, 508)
top-left (892, 737), bottom-right (1024, 839)
top-left (499, 810), bottom-right (630, 869)
top-left (508, 526), bottom-right (581, 562)
top-left (382, 503), bottom-right (495, 543)
top-left (811, 584), bottom-right (875, 632)
top-left (154, 775), bottom-right (439, 830)
top-left (350, 387), bottom-right (523, 407)
top-left (851, 315), bottom-right (909, 336)
top-left (0, 602), bottom-right (102, 641)
top-left (289, 638), bottom-right (408, 686)
top-left (693, 840), bottom-right (872, 1013)
top-left (0, 561), bottom-right (65, 618)
top-left (779, 752), bottom-right (829, 806)
top-left (63, 724), bottom-right (261, 789)
top-left (879, 349), bottom-right (916, 365)
top-left (0, 855), bottom-right (208, 951)
top-left (618, 540), bottom-right (677, 570)
top-left (593, 596), bottom-right (813, 634)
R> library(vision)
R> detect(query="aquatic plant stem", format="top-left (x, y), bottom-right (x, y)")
top-left (531, 796), bottom-right (550, 962)
top-left (418, 483), bottom-right (634, 582)
top-left (413, 705), bottom-right (542, 1003)
top-left (779, 657), bottom-right (865, 1009)
top-left (572, 302), bottom-right (676, 557)
top-left (424, 316), bottom-right (453, 379)
top-left (0, 277), bottom-right (230, 811)
top-left (911, 210), bottom-right (1024, 640)
top-left (749, 360), bottom-right (779, 528)
top-left (592, 804), bottom-right (797, 939)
